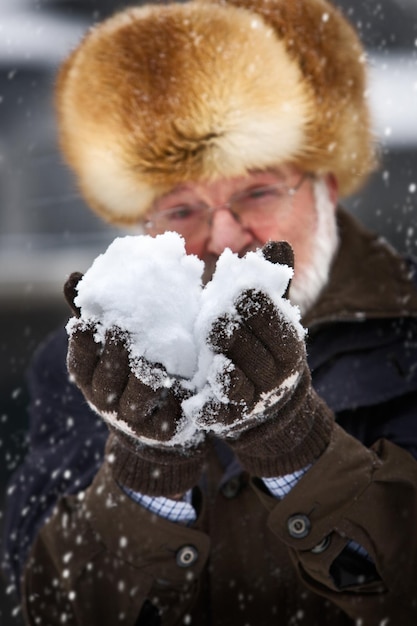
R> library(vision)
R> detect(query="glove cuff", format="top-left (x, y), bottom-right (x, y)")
top-left (230, 369), bottom-right (334, 477)
top-left (105, 434), bottom-right (206, 497)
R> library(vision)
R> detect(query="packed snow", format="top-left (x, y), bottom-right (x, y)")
top-left (67, 232), bottom-right (305, 445)
top-left (70, 232), bottom-right (203, 379)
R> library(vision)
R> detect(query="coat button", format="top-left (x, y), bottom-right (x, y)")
top-left (221, 477), bottom-right (241, 499)
top-left (176, 545), bottom-right (198, 568)
top-left (287, 514), bottom-right (311, 539)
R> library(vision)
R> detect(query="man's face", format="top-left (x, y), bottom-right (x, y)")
top-left (145, 165), bottom-right (338, 300)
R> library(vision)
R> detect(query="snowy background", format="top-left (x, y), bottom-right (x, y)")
top-left (0, 0), bottom-right (416, 622)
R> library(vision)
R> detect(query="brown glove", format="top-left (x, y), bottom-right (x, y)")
top-left (202, 241), bottom-right (334, 477)
top-left (64, 273), bottom-right (205, 496)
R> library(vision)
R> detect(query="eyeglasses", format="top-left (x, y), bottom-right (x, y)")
top-left (144, 172), bottom-right (311, 239)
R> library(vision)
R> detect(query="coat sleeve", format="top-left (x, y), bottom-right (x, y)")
top-left (1, 329), bottom-right (108, 594)
top-left (254, 423), bottom-right (417, 625)
top-left (22, 461), bottom-right (210, 626)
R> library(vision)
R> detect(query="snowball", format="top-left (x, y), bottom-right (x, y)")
top-left (70, 232), bottom-right (204, 379)
top-left (196, 247), bottom-right (302, 344)
top-left (189, 246), bottom-right (304, 395)
top-left (68, 232), bottom-right (305, 445)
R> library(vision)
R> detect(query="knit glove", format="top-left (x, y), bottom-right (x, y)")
top-left (200, 241), bottom-right (334, 477)
top-left (64, 273), bottom-right (205, 497)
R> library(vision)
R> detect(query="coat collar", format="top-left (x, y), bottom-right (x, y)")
top-left (302, 208), bottom-right (417, 329)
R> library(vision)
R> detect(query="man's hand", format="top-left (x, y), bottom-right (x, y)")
top-left (67, 321), bottom-right (189, 444)
top-left (199, 242), bottom-right (334, 476)
top-left (203, 287), bottom-right (307, 434)
top-left (64, 273), bottom-right (205, 496)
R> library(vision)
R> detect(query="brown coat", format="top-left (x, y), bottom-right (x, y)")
top-left (21, 211), bottom-right (417, 625)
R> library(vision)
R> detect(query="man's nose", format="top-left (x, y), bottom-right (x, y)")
top-left (206, 207), bottom-right (254, 256)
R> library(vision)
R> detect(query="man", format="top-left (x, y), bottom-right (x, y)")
top-left (3, 0), bottom-right (417, 624)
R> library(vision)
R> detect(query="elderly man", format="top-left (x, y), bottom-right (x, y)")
top-left (4, 0), bottom-right (417, 624)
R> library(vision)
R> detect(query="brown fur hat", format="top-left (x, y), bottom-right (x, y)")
top-left (56, 0), bottom-right (376, 225)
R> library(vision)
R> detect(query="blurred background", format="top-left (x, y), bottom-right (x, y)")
top-left (0, 0), bottom-right (416, 622)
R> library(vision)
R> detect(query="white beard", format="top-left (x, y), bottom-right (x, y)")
top-left (289, 178), bottom-right (339, 316)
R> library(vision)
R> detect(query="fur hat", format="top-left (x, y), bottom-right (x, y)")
top-left (56, 0), bottom-right (376, 225)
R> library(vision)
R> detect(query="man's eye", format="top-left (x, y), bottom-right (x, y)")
top-left (165, 205), bottom-right (198, 221)
top-left (242, 186), bottom-right (284, 203)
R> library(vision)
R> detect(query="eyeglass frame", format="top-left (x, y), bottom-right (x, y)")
top-left (143, 171), bottom-right (312, 235)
